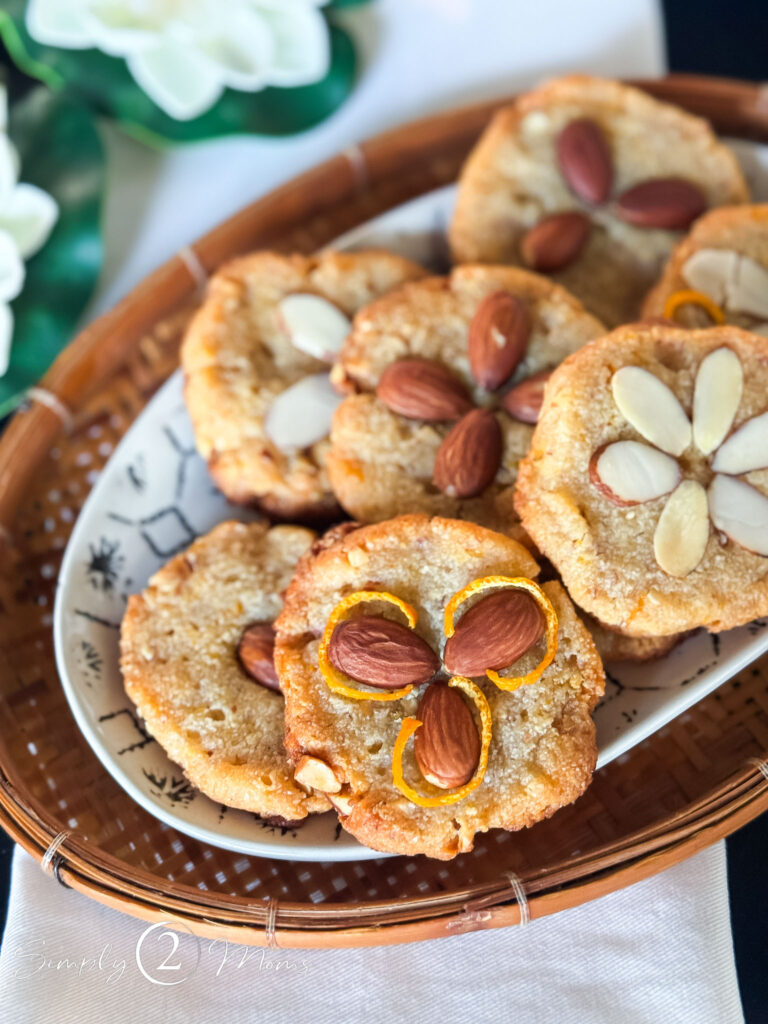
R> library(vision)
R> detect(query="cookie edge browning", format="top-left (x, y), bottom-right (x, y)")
top-left (275, 514), bottom-right (605, 859)
top-left (119, 520), bottom-right (331, 822)
top-left (514, 323), bottom-right (768, 636)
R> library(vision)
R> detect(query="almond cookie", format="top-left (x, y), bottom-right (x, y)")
top-left (327, 265), bottom-right (604, 539)
top-left (450, 75), bottom-right (749, 328)
top-left (582, 615), bottom-right (682, 664)
top-left (515, 324), bottom-right (768, 636)
top-left (275, 515), bottom-right (604, 859)
top-left (120, 520), bottom-right (330, 823)
top-left (182, 250), bottom-right (424, 520)
top-left (643, 204), bottom-right (768, 331)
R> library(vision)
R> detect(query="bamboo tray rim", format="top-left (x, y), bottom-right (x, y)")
top-left (1, 72), bottom-right (768, 946)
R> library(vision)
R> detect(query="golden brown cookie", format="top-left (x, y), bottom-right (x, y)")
top-left (327, 265), bottom-right (604, 539)
top-left (182, 250), bottom-right (424, 519)
top-left (450, 75), bottom-right (749, 327)
top-left (120, 520), bottom-right (330, 823)
top-left (643, 204), bottom-right (768, 330)
top-left (275, 515), bottom-right (604, 859)
top-left (515, 324), bottom-right (768, 636)
top-left (582, 615), bottom-right (682, 663)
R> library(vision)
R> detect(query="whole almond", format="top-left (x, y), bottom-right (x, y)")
top-left (521, 211), bottom-right (591, 272)
top-left (237, 622), bottom-right (281, 692)
top-left (615, 178), bottom-right (706, 230)
top-left (432, 408), bottom-right (502, 498)
top-left (413, 683), bottom-right (480, 790)
top-left (468, 291), bottom-right (530, 390)
top-left (501, 368), bottom-right (552, 424)
top-left (557, 118), bottom-right (612, 204)
top-left (443, 589), bottom-right (544, 676)
top-left (377, 358), bottom-right (473, 421)
top-left (328, 615), bottom-right (439, 689)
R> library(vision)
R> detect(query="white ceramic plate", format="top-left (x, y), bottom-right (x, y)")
top-left (54, 139), bottom-right (768, 862)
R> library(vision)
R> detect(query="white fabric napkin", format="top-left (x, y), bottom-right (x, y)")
top-left (3, 3), bottom-right (745, 1022)
top-left (0, 843), bottom-right (744, 1023)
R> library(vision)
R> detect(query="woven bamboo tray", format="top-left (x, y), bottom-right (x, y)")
top-left (1, 74), bottom-right (767, 949)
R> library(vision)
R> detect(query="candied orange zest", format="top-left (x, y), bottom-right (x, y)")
top-left (663, 289), bottom-right (725, 325)
top-left (391, 676), bottom-right (492, 807)
top-left (318, 590), bottom-right (418, 701)
top-left (443, 575), bottom-right (558, 692)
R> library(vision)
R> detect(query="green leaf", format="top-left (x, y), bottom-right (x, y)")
top-left (0, 2), bottom-right (358, 145)
top-left (0, 87), bottom-right (104, 418)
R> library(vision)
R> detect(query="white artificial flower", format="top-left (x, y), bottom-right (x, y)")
top-left (0, 85), bottom-right (59, 377)
top-left (26, 0), bottom-right (332, 121)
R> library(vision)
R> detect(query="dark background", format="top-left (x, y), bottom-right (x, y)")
top-left (0, 1), bottom-right (766, 1019)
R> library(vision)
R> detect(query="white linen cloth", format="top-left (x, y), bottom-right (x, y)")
top-left (1, 2), bottom-right (746, 1021)
top-left (0, 844), bottom-right (744, 1023)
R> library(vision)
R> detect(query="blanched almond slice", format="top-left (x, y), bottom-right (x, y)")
top-left (711, 411), bottom-right (768, 475)
top-left (730, 255), bottom-right (768, 319)
top-left (681, 249), bottom-right (737, 306)
top-left (612, 367), bottom-right (691, 456)
top-left (653, 480), bottom-right (709, 577)
top-left (294, 755), bottom-right (341, 794)
top-left (590, 441), bottom-right (681, 506)
top-left (709, 474), bottom-right (768, 556)
top-left (278, 294), bottom-right (351, 363)
top-left (264, 372), bottom-right (342, 451)
top-left (692, 347), bottom-right (743, 455)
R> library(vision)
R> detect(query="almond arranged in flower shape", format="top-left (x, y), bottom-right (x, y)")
top-left (433, 409), bottom-right (503, 498)
top-left (443, 588), bottom-right (544, 676)
top-left (278, 294), bottom-right (352, 364)
top-left (501, 368), bottom-right (552, 424)
top-left (237, 622), bottom-right (281, 692)
top-left (521, 211), bottom-right (591, 272)
top-left (590, 347), bottom-right (768, 574)
top-left (468, 291), bottom-right (530, 390)
top-left (615, 178), bottom-right (707, 230)
top-left (589, 441), bottom-right (681, 507)
top-left (328, 615), bottom-right (440, 689)
top-left (557, 118), bottom-right (613, 205)
top-left (413, 682), bottom-right (481, 789)
top-left (377, 358), bottom-right (474, 421)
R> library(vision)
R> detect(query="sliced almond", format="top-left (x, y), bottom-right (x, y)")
top-left (589, 441), bottom-right (681, 506)
top-left (681, 249), bottom-right (737, 306)
top-left (709, 474), bottom-right (768, 556)
top-left (264, 372), bottom-right (342, 451)
top-left (692, 347), bottom-right (743, 455)
top-left (653, 480), bottom-right (709, 577)
top-left (294, 755), bottom-right (341, 794)
top-left (729, 254), bottom-right (768, 319)
top-left (711, 411), bottom-right (768, 475)
top-left (328, 793), bottom-right (355, 816)
top-left (612, 367), bottom-right (691, 457)
top-left (278, 294), bottom-right (351, 363)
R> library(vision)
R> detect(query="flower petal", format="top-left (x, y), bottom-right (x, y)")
top-left (265, 372), bottom-right (342, 451)
top-left (26, 0), bottom-right (94, 49)
top-left (692, 347), bottom-right (742, 455)
top-left (0, 137), bottom-right (20, 200)
top-left (653, 480), bottom-right (709, 577)
top-left (612, 366), bottom-right (691, 457)
top-left (0, 303), bottom-right (12, 378)
top-left (0, 183), bottom-right (59, 260)
top-left (82, 2), bottom-right (164, 56)
top-left (711, 411), bottom-right (768, 476)
top-left (127, 43), bottom-right (224, 121)
top-left (709, 474), bottom-right (768, 556)
top-left (253, 3), bottom-right (331, 86)
top-left (0, 231), bottom-right (25, 303)
top-left (192, 12), bottom-right (274, 90)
